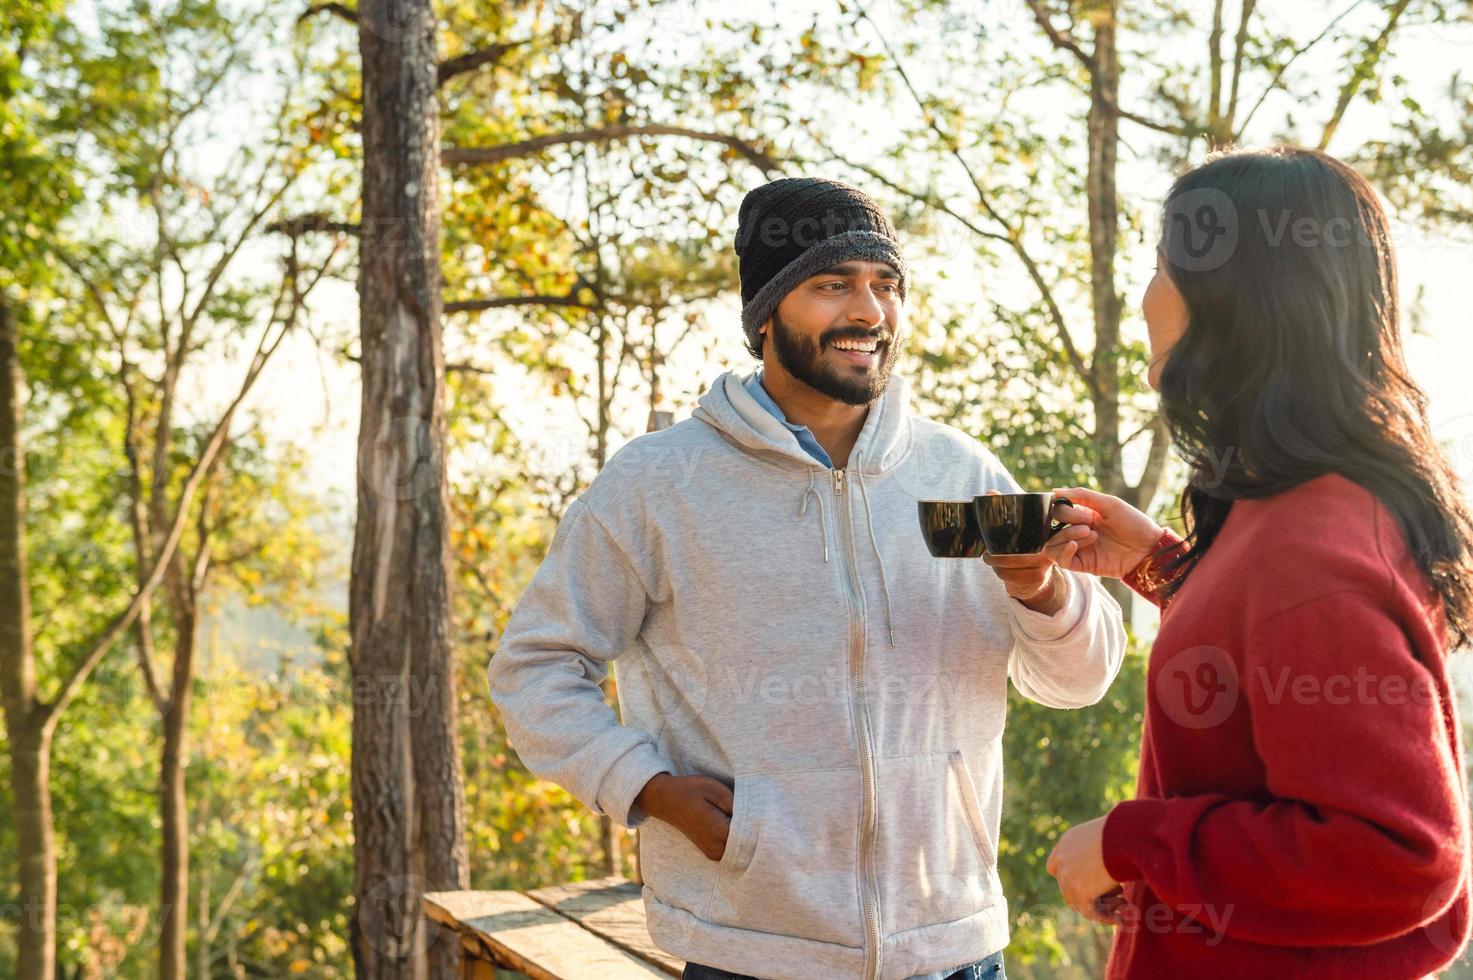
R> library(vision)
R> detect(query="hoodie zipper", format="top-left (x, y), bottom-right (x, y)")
top-left (834, 467), bottom-right (882, 979)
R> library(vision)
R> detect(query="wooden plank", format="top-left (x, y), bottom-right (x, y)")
top-left (422, 890), bottom-right (670, 980)
top-left (526, 877), bottom-right (683, 977)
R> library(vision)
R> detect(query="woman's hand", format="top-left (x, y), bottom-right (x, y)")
top-left (979, 491), bottom-right (1097, 615)
top-left (1047, 814), bottom-right (1124, 925)
top-left (1049, 487), bottom-right (1168, 581)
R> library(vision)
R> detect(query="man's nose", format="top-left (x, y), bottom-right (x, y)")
top-left (846, 288), bottom-right (886, 327)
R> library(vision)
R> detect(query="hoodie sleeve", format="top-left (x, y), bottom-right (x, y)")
top-left (980, 452), bottom-right (1128, 709)
top-left (487, 498), bottom-right (675, 829)
top-left (1007, 570), bottom-right (1128, 708)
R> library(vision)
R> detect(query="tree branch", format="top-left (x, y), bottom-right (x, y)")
top-left (1225, 0), bottom-right (1257, 133)
top-left (443, 124), bottom-right (783, 175)
top-left (1318, 0), bottom-right (1411, 150)
top-left (297, 2), bottom-right (356, 24)
top-left (1237, 0), bottom-right (1366, 139)
top-left (445, 271), bottom-right (599, 315)
top-left (40, 300), bottom-right (297, 732)
top-left (1131, 415), bottom-right (1173, 514)
top-left (1207, 0), bottom-right (1226, 137)
top-left (1099, 91), bottom-right (1196, 138)
top-left (437, 39), bottom-right (528, 87)
top-left (848, 16), bottom-right (1102, 398)
top-left (445, 293), bottom-right (595, 314)
top-left (1023, 0), bottom-right (1096, 71)
top-left (266, 213), bottom-right (360, 236)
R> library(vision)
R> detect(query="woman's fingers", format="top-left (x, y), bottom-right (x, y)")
top-left (1053, 486), bottom-right (1114, 517)
top-left (1052, 502), bottom-right (1099, 527)
top-left (1077, 904), bottom-right (1122, 926)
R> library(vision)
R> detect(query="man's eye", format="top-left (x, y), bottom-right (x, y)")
top-left (877, 284), bottom-right (898, 293)
top-left (822, 282), bottom-right (846, 290)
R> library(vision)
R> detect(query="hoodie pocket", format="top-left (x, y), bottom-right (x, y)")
top-left (874, 749), bottom-right (998, 936)
top-left (705, 766), bottom-right (865, 948)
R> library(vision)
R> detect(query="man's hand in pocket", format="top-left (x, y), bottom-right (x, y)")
top-left (634, 773), bottom-right (734, 862)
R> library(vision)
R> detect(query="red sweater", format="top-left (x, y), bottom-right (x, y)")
top-left (1103, 473), bottom-right (1471, 979)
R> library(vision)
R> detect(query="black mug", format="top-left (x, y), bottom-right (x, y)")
top-left (918, 492), bottom-right (1074, 558)
top-left (916, 499), bottom-right (988, 558)
top-left (973, 492), bottom-right (1074, 555)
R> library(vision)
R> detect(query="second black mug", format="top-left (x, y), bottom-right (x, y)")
top-left (918, 492), bottom-right (1074, 558)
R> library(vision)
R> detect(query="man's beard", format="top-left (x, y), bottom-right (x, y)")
top-left (769, 310), bottom-right (899, 407)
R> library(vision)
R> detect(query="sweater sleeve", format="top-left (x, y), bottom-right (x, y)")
top-left (1122, 527), bottom-right (1190, 611)
top-left (1102, 590), bottom-right (1468, 946)
top-left (487, 498), bottom-right (675, 829)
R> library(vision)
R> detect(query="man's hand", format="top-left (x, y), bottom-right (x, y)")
top-left (634, 773), bottom-right (734, 862)
top-left (1047, 814), bottom-right (1124, 925)
top-left (979, 491), bottom-right (1097, 615)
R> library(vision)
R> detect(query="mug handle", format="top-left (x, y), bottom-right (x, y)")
top-left (1047, 496), bottom-right (1075, 537)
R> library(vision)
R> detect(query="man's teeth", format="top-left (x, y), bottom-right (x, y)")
top-left (832, 340), bottom-right (879, 352)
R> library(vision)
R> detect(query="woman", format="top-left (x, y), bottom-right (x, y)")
top-left (1044, 145), bottom-right (1473, 977)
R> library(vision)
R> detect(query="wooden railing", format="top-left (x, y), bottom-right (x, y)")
top-left (422, 876), bottom-right (684, 979)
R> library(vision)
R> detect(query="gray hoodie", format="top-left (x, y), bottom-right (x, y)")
top-left (487, 368), bottom-right (1127, 980)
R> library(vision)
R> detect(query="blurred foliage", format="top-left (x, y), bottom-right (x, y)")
top-left (4, 0), bottom-right (1473, 976)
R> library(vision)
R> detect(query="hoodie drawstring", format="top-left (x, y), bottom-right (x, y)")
top-left (800, 470), bottom-right (830, 563)
top-left (852, 450), bottom-right (897, 648)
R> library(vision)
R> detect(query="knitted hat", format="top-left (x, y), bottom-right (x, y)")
top-left (734, 177), bottom-right (908, 351)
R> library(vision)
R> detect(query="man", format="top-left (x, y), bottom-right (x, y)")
top-left (488, 177), bottom-right (1127, 980)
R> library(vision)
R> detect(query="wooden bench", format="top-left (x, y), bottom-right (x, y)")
top-left (422, 876), bottom-right (686, 979)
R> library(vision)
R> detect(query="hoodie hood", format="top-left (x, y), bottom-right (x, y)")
top-left (691, 366), bottom-right (915, 475)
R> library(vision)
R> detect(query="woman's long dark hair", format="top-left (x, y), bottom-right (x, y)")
top-left (1153, 145), bottom-right (1473, 649)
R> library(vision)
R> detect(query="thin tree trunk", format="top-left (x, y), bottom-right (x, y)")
top-left (7, 731), bottom-right (54, 980)
top-left (352, 0), bottom-right (467, 976)
top-left (197, 853), bottom-right (211, 980)
top-left (159, 612), bottom-right (196, 980)
top-left (0, 292), bottom-right (56, 980)
top-left (1084, 2), bottom-right (1132, 611)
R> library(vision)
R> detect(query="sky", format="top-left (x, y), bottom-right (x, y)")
top-left (189, 0), bottom-right (1473, 551)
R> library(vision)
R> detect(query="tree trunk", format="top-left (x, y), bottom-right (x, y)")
top-left (352, 0), bottom-right (467, 977)
top-left (7, 729), bottom-right (54, 980)
top-left (158, 611), bottom-right (196, 980)
top-left (0, 291), bottom-right (57, 980)
top-left (1085, 2), bottom-right (1134, 613)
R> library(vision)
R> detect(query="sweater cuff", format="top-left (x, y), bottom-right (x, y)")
top-left (1102, 799), bottom-right (1163, 884)
top-left (595, 741), bottom-right (674, 830)
top-left (1123, 528), bottom-right (1189, 610)
top-left (1009, 568), bottom-right (1086, 643)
